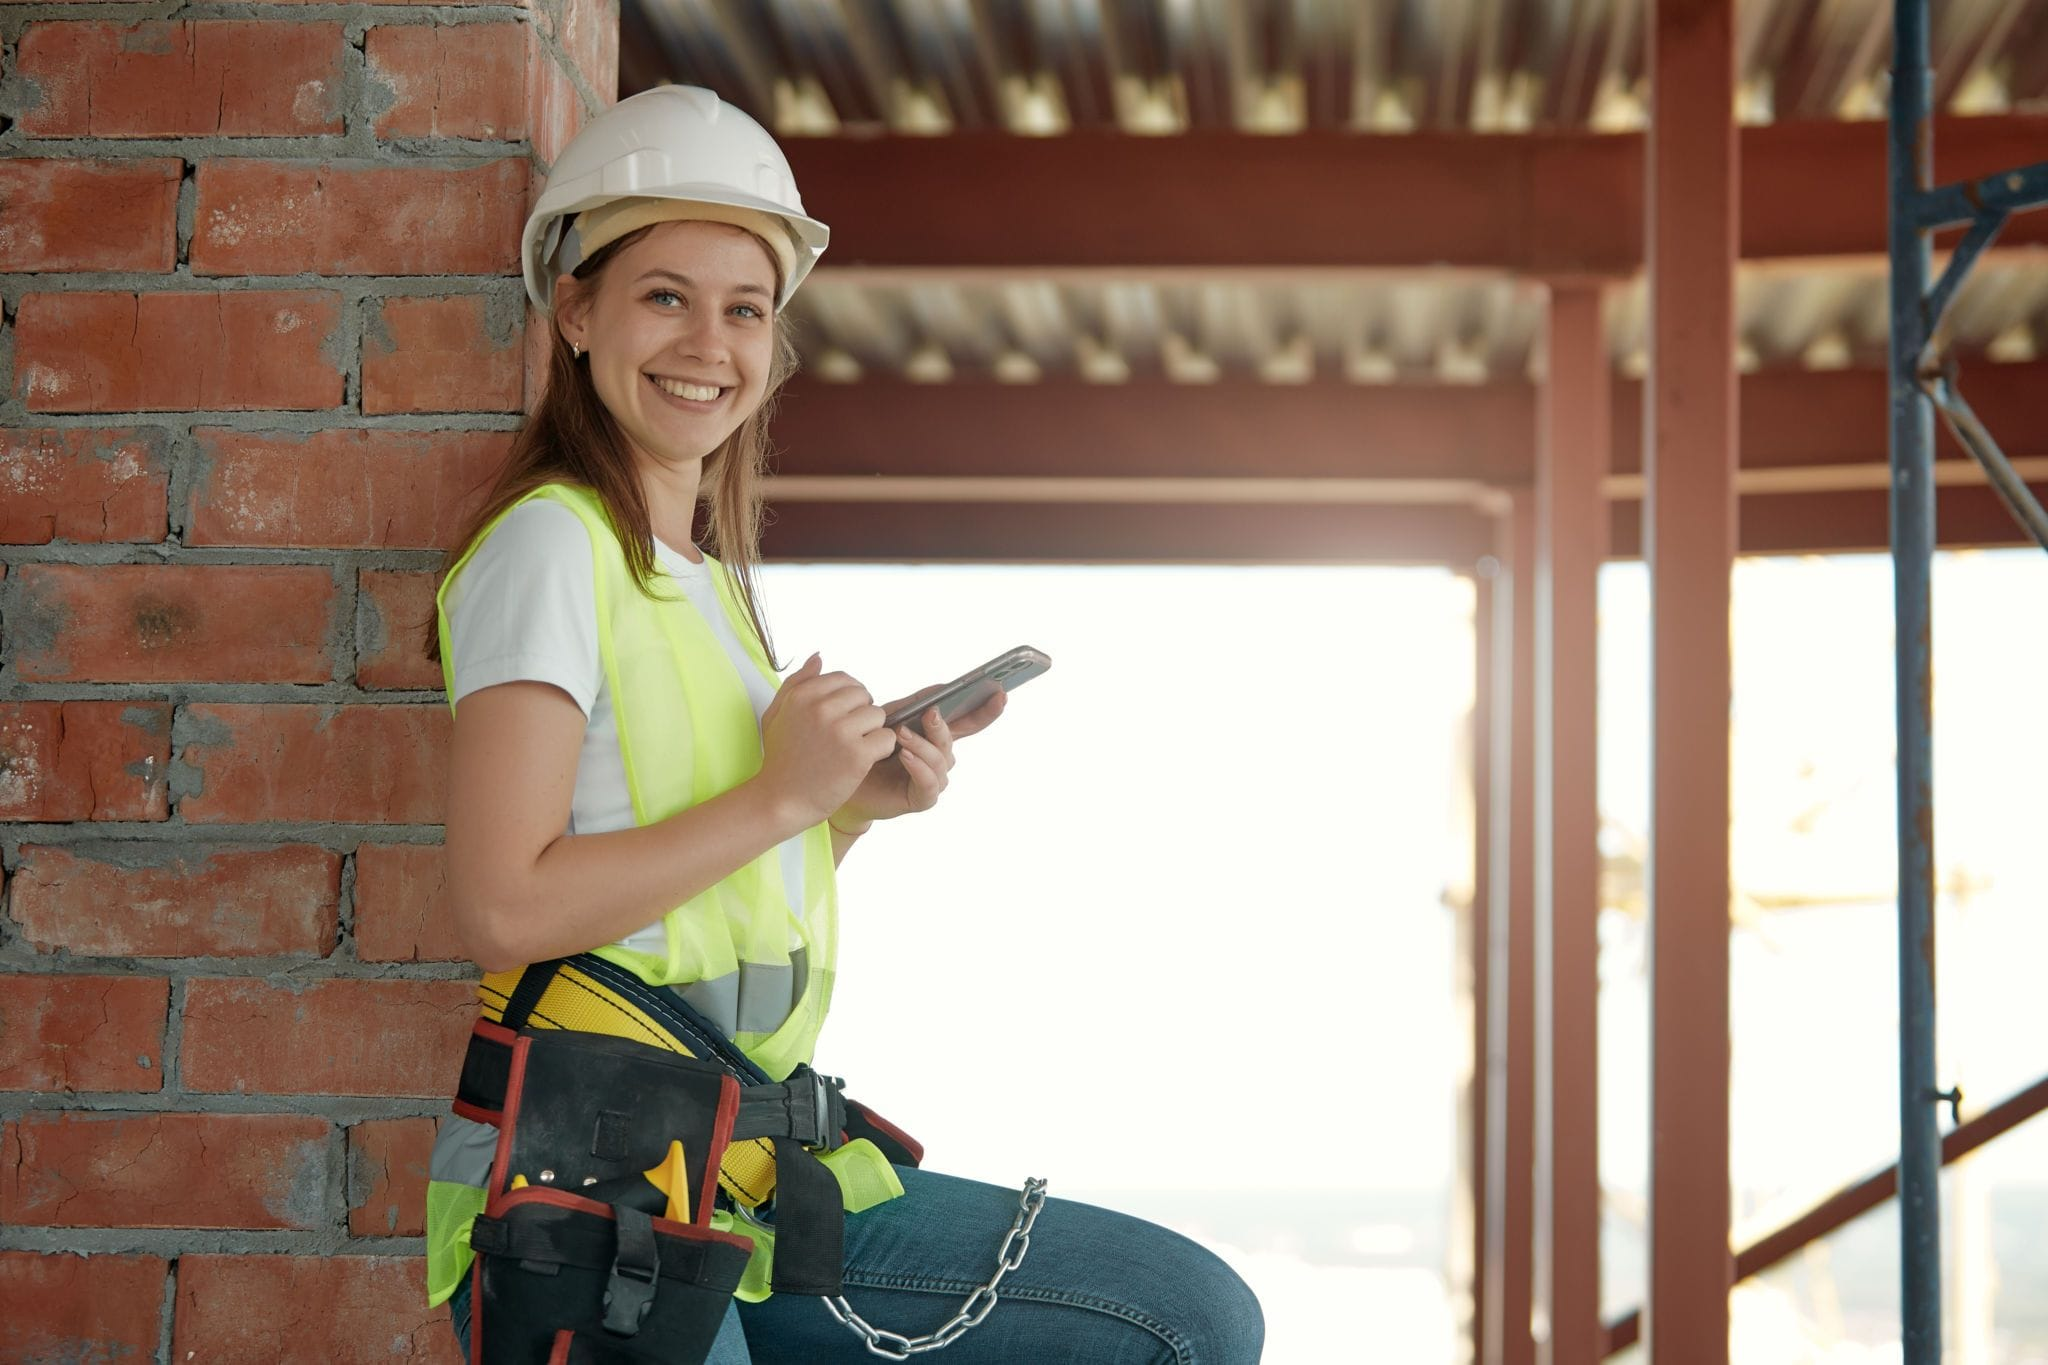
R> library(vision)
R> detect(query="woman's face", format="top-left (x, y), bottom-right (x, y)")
top-left (556, 219), bottom-right (780, 471)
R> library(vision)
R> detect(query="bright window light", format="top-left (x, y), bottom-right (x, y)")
top-left (759, 562), bottom-right (1477, 1363)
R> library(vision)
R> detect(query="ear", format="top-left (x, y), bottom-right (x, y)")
top-left (553, 276), bottom-right (593, 350)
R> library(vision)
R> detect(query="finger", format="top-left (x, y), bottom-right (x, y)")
top-left (808, 675), bottom-right (876, 717)
top-left (901, 721), bottom-right (953, 771)
top-left (766, 653), bottom-right (823, 721)
top-left (947, 688), bottom-right (1007, 739)
top-left (897, 743), bottom-right (943, 804)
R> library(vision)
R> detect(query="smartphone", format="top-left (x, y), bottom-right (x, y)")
top-left (882, 646), bottom-right (1051, 735)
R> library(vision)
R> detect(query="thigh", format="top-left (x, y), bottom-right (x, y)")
top-left (736, 1167), bottom-right (1264, 1365)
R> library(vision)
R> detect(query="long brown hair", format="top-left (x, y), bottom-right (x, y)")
top-left (424, 226), bottom-right (798, 669)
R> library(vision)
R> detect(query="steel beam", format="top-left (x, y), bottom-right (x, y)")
top-left (1533, 285), bottom-right (1606, 1365)
top-left (773, 379), bottom-right (1535, 482)
top-left (1606, 1073), bottom-right (2048, 1355)
top-left (1607, 479), bottom-right (2048, 558)
top-left (779, 116), bottom-right (2048, 273)
top-left (1480, 495), bottom-right (1537, 1365)
top-left (755, 499), bottom-right (1496, 563)
top-left (1644, 0), bottom-right (1737, 1357)
top-left (775, 363), bottom-right (2048, 488)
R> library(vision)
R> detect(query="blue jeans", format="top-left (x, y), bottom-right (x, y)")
top-left (451, 1165), bottom-right (1264, 1363)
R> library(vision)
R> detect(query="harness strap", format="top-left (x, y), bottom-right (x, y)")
top-left (456, 1022), bottom-right (849, 1151)
top-left (500, 959), bottom-right (564, 1032)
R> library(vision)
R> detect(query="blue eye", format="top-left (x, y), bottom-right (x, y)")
top-left (648, 289), bottom-right (682, 307)
top-left (731, 303), bottom-right (766, 321)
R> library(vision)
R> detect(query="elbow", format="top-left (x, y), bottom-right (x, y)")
top-left (449, 879), bottom-right (532, 976)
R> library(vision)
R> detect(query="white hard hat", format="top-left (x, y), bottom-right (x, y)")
top-left (522, 85), bottom-right (829, 313)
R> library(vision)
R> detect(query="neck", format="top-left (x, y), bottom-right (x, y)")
top-left (634, 449), bottom-right (705, 556)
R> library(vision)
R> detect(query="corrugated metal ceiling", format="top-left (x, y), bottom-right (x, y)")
top-left (618, 1), bottom-right (2048, 386)
top-left (622, 0), bottom-right (2048, 134)
top-left (786, 259), bottom-right (2048, 383)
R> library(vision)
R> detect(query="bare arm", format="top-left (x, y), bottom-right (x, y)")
top-left (445, 656), bottom-right (893, 973)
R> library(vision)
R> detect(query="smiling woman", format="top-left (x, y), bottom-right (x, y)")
top-left (554, 223), bottom-right (781, 530)
top-left (415, 85), bottom-right (1265, 1365)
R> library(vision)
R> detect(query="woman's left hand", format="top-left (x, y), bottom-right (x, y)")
top-left (831, 687), bottom-right (1007, 832)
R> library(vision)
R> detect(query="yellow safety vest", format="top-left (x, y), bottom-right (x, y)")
top-left (423, 481), bottom-right (880, 1308)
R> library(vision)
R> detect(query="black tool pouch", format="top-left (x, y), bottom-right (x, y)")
top-left (467, 1030), bottom-right (754, 1365)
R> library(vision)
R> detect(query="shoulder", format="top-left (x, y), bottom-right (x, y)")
top-left (444, 496), bottom-right (599, 620)
top-left (478, 495), bottom-right (599, 564)
top-left (442, 494), bottom-right (605, 712)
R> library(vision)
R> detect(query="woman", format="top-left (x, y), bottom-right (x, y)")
top-left (425, 84), bottom-right (1264, 1363)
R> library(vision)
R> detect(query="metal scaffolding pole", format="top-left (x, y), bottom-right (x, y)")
top-left (1889, 1), bottom-right (2048, 1358)
top-left (1887, 4), bottom-right (1943, 1355)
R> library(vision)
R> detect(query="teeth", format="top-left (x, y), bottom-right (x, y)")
top-left (652, 376), bottom-right (722, 402)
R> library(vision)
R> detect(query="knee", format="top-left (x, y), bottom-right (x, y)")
top-left (1170, 1244), bottom-right (1264, 1364)
top-left (1106, 1219), bottom-right (1263, 1364)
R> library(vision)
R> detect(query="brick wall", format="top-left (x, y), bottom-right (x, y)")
top-left (0, 0), bottom-right (614, 1356)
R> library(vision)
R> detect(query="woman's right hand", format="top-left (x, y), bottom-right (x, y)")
top-left (756, 654), bottom-right (899, 831)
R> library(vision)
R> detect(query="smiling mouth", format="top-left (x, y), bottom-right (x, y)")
top-left (648, 375), bottom-right (728, 404)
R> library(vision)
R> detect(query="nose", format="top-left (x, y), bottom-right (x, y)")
top-left (671, 306), bottom-right (728, 363)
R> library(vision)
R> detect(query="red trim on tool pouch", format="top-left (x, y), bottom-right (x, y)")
top-left (490, 1185), bottom-right (754, 1255)
top-left (488, 1035), bottom-right (534, 1199)
top-left (696, 1076), bottom-right (739, 1228)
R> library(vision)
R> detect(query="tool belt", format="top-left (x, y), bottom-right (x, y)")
top-left (453, 954), bottom-right (922, 1365)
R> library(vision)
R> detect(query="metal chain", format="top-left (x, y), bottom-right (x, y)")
top-left (821, 1177), bottom-right (1048, 1359)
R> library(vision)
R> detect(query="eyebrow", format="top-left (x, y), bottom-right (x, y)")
top-left (633, 268), bottom-right (772, 298)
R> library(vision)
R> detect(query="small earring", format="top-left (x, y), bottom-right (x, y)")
top-left (570, 342), bottom-right (583, 359)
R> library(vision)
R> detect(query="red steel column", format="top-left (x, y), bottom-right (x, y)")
top-left (1645, 0), bottom-right (1739, 1357)
top-left (1534, 285), bottom-right (1609, 1363)
top-left (1482, 497), bottom-right (1538, 1365)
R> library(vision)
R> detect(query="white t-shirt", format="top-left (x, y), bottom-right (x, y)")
top-left (440, 498), bottom-right (807, 956)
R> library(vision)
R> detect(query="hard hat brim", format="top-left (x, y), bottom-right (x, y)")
top-left (524, 183), bottom-right (829, 314)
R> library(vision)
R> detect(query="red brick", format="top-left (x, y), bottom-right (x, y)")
top-left (523, 299), bottom-right (554, 406)
top-left (187, 428), bottom-right (508, 549)
top-left (8, 844), bottom-right (341, 957)
top-left (354, 844), bottom-right (461, 962)
top-left (363, 293), bottom-right (524, 415)
top-left (526, 29), bottom-right (587, 170)
top-left (347, 1116), bottom-right (435, 1236)
top-left (0, 158), bottom-right (180, 272)
top-left (173, 1255), bottom-right (461, 1364)
top-left (534, 0), bottom-right (617, 111)
top-left (0, 427), bottom-right (170, 544)
top-left (0, 1252), bottom-right (167, 1363)
top-left (14, 22), bottom-right (345, 137)
top-left (367, 23), bottom-right (528, 140)
top-left (13, 291), bottom-right (345, 413)
top-left (10, 564), bottom-right (337, 683)
top-left (176, 704), bottom-right (449, 824)
top-left (181, 978), bottom-right (475, 1096)
top-left (192, 159), bottom-right (527, 276)
top-left (1, 1112), bottom-right (331, 1229)
top-left (0, 975), bottom-right (167, 1092)
top-left (358, 571), bottom-right (443, 691)
top-left (0, 701), bottom-right (171, 822)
